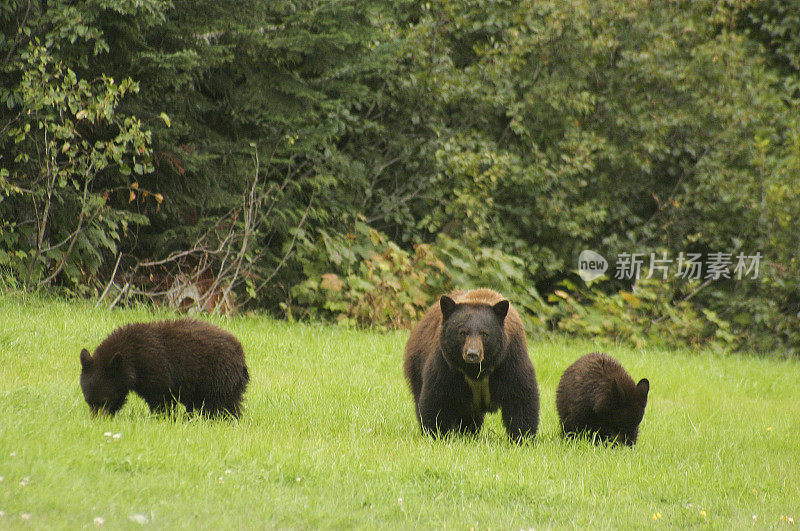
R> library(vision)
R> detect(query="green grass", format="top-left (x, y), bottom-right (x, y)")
top-left (1, 293), bottom-right (799, 529)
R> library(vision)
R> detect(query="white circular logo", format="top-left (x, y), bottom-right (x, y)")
top-left (578, 250), bottom-right (608, 281)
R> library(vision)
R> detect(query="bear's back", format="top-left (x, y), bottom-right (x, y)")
top-left (556, 352), bottom-right (636, 423)
top-left (154, 319), bottom-right (244, 361)
top-left (402, 298), bottom-right (443, 399)
top-left (94, 319), bottom-right (245, 369)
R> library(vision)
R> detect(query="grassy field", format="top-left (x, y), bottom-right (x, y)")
top-left (0, 293), bottom-right (798, 529)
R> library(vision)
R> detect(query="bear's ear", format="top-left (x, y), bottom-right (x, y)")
top-left (636, 378), bottom-right (649, 405)
top-left (440, 295), bottom-right (457, 321)
top-left (108, 352), bottom-right (124, 374)
top-left (592, 388), bottom-right (610, 413)
top-left (612, 379), bottom-right (621, 398)
top-left (492, 300), bottom-right (509, 321)
top-left (108, 352), bottom-right (135, 386)
top-left (80, 348), bottom-right (92, 370)
top-left (608, 378), bottom-right (625, 405)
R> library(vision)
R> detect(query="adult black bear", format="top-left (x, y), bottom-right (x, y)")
top-left (403, 289), bottom-right (540, 441)
top-left (79, 319), bottom-right (249, 418)
top-left (556, 352), bottom-right (649, 445)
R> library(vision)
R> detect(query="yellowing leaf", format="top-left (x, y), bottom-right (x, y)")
top-left (130, 182), bottom-right (139, 190)
top-left (320, 273), bottom-right (343, 292)
top-left (554, 289), bottom-right (570, 299)
top-left (129, 190), bottom-right (136, 202)
top-left (620, 291), bottom-right (640, 307)
top-left (154, 193), bottom-right (164, 204)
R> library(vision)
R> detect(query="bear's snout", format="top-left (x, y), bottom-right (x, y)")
top-left (463, 336), bottom-right (484, 364)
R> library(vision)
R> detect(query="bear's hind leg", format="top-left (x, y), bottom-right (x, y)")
top-left (192, 398), bottom-right (242, 419)
top-left (209, 401), bottom-right (242, 419)
top-left (146, 395), bottom-right (179, 415)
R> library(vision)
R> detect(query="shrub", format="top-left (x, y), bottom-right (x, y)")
top-left (288, 221), bottom-right (449, 329)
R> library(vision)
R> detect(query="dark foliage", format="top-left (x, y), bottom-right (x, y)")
top-left (2, 1), bottom-right (800, 353)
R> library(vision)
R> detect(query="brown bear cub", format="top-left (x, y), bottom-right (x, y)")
top-left (79, 319), bottom-right (249, 418)
top-left (403, 289), bottom-right (540, 441)
top-left (556, 352), bottom-right (649, 446)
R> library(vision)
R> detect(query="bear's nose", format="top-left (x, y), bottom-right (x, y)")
top-left (464, 349), bottom-right (482, 364)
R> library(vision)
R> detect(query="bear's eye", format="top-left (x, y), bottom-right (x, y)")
top-left (458, 329), bottom-right (468, 337)
top-left (479, 331), bottom-right (489, 339)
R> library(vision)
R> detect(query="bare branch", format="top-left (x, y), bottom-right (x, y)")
top-left (255, 189), bottom-right (315, 293)
top-left (96, 253), bottom-right (123, 307)
top-left (39, 174), bottom-right (95, 285)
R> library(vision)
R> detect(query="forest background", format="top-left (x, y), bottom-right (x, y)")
top-left (2, 0), bottom-right (799, 354)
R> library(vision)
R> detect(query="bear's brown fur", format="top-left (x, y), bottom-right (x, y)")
top-left (556, 352), bottom-right (649, 445)
top-left (79, 319), bottom-right (249, 418)
top-left (403, 289), bottom-right (540, 441)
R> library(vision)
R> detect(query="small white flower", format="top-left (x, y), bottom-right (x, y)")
top-left (224, 469), bottom-right (232, 475)
top-left (104, 432), bottom-right (113, 437)
top-left (295, 477), bottom-right (301, 483)
top-left (112, 433), bottom-right (122, 441)
top-left (21, 513), bottom-right (31, 521)
top-left (94, 516), bottom-right (105, 526)
top-left (9, 452), bottom-right (16, 458)
top-left (0, 476), bottom-right (4, 483)
top-left (19, 476), bottom-right (31, 487)
top-left (129, 513), bottom-right (148, 524)
top-left (0, 510), bottom-right (6, 518)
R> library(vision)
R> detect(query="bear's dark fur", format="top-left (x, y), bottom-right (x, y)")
top-left (556, 352), bottom-right (649, 445)
top-left (403, 289), bottom-right (540, 441)
top-left (79, 319), bottom-right (249, 418)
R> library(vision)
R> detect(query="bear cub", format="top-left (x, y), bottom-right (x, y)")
top-left (556, 352), bottom-right (649, 445)
top-left (403, 289), bottom-right (540, 441)
top-left (79, 319), bottom-right (249, 418)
